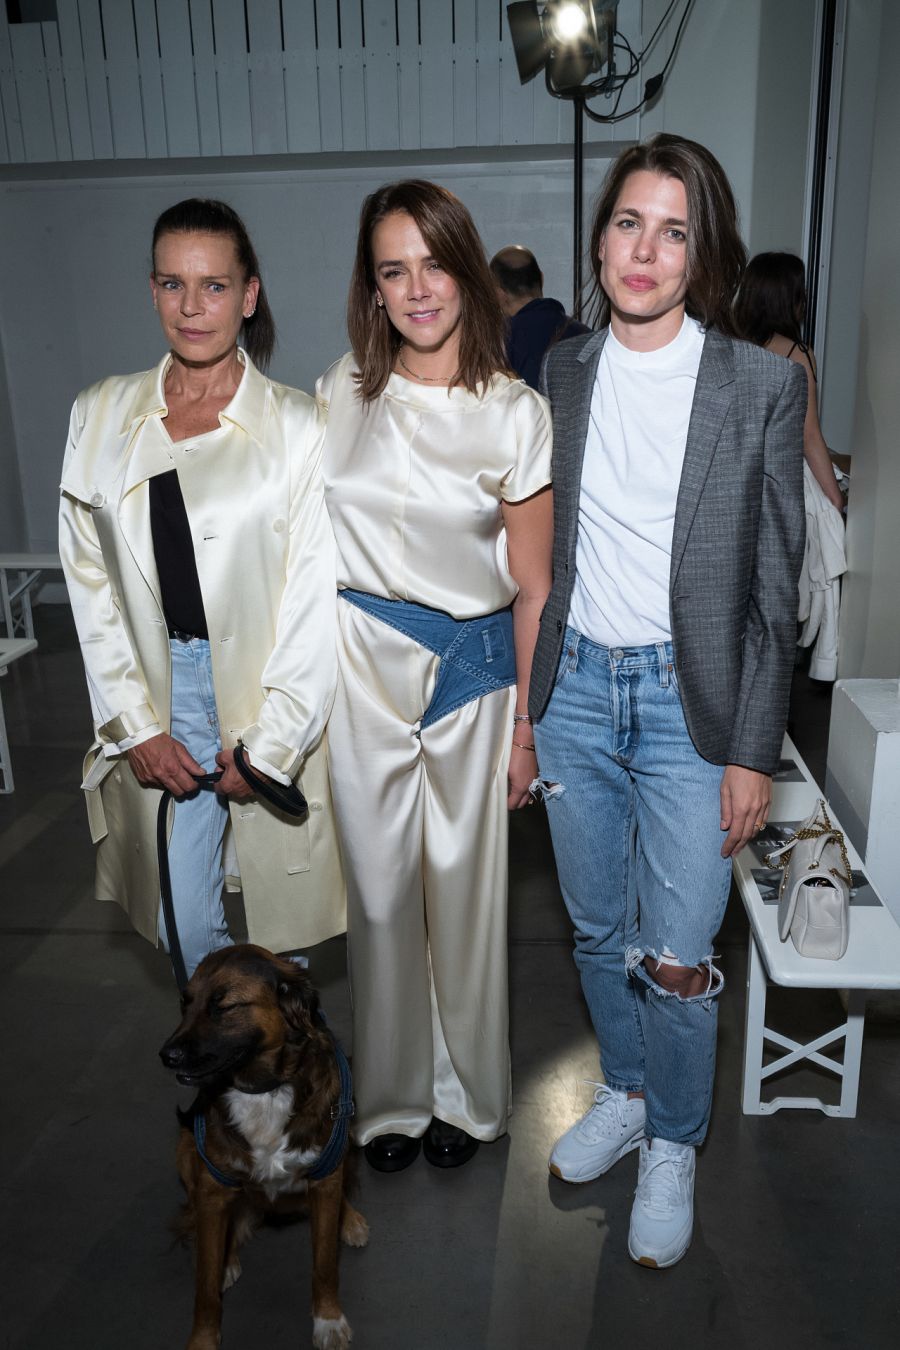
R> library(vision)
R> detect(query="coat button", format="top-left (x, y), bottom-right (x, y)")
top-left (90, 492), bottom-right (104, 508)
top-left (556, 619), bottom-right (562, 633)
top-left (273, 518), bottom-right (286, 533)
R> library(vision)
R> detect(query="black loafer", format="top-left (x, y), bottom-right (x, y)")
top-left (423, 1118), bottom-right (480, 1169)
top-left (363, 1133), bottom-right (421, 1173)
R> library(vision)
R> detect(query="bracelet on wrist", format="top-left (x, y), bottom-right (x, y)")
top-left (513, 741), bottom-right (536, 752)
top-left (513, 712), bottom-right (532, 725)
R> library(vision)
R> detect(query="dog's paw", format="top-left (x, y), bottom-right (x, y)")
top-left (312, 1314), bottom-right (352, 1349)
top-left (221, 1257), bottom-right (242, 1292)
top-left (340, 1207), bottom-right (370, 1248)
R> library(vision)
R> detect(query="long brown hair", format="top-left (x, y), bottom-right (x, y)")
top-left (733, 251), bottom-right (806, 347)
top-left (347, 179), bottom-right (510, 401)
top-left (586, 134), bottom-right (747, 336)
top-left (151, 198), bottom-right (276, 368)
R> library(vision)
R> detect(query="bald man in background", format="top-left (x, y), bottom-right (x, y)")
top-left (490, 246), bottom-right (590, 389)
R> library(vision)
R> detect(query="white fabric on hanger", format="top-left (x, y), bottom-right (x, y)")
top-left (797, 462), bottom-right (846, 681)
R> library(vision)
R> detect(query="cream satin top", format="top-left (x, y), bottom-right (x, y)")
top-left (316, 353), bottom-right (552, 619)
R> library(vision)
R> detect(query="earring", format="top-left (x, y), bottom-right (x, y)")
top-left (376, 295), bottom-right (384, 308)
top-left (244, 308), bottom-right (256, 318)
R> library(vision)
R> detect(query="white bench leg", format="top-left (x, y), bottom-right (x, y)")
top-left (0, 678), bottom-right (13, 793)
top-left (742, 932), bottom-right (767, 1114)
top-left (742, 932), bottom-right (868, 1118)
top-left (17, 571), bottom-right (35, 640)
top-left (0, 569), bottom-right (38, 640)
top-left (838, 990), bottom-right (866, 1118)
top-left (0, 571), bottom-right (13, 640)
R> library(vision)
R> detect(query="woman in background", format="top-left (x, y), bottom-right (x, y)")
top-left (318, 179), bottom-right (552, 1173)
top-left (734, 251), bottom-right (845, 511)
top-left (60, 199), bottom-right (342, 981)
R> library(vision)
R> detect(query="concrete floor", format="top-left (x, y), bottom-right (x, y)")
top-left (1, 608), bottom-right (897, 1350)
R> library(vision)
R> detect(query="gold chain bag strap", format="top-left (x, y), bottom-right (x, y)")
top-left (764, 799), bottom-right (853, 961)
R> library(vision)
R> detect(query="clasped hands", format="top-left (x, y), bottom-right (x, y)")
top-left (126, 732), bottom-right (263, 802)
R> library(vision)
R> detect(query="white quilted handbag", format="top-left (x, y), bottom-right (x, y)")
top-left (764, 800), bottom-right (852, 960)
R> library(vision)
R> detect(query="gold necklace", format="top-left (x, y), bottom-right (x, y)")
top-left (397, 347), bottom-right (454, 384)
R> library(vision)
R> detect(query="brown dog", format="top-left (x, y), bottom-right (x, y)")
top-left (159, 944), bottom-right (368, 1350)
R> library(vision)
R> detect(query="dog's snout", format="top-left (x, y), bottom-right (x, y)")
top-left (159, 1041), bottom-right (185, 1069)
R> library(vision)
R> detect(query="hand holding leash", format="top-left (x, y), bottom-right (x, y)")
top-left (214, 747), bottom-right (262, 802)
top-left (128, 731), bottom-right (204, 796)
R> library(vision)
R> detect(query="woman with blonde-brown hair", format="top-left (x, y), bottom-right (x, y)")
top-left (317, 179), bottom-right (553, 1173)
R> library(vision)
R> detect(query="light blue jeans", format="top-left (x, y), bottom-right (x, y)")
top-left (156, 637), bottom-right (232, 979)
top-left (533, 628), bottom-right (732, 1146)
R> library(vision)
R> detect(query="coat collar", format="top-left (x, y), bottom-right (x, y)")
top-left (120, 347), bottom-right (269, 444)
top-left (670, 328), bottom-right (735, 584)
top-left (556, 330), bottom-right (608, 560)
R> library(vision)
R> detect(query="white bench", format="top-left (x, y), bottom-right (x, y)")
top-left (0, 552), bottom-right (63, 640)
top-left (734, 734), bottom-right (900, 1119)
top-left (0, 637), bottom-right (38, 792)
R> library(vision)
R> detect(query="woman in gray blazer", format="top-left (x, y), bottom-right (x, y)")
top-left (527, 134), bottom-right (806, 1270)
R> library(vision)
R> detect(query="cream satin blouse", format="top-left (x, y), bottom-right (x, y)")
top-left (317, 353), bottom-right (552, 619)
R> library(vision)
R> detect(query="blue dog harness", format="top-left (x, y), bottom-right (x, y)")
top-left (339, 589), bottom-right (516, 729)
top-left (192, 1018), bottom-right (354, 1188)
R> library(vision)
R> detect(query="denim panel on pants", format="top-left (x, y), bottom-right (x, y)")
top-left (157, 638), bottom-right (232, 979)
top-left (533, 628), bottom-right (732, 1146)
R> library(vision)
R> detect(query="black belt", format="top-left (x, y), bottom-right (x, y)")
top-left (167, 626), bottom-right (207, 642)
top-left (157, 744), bottom-right (308, 992)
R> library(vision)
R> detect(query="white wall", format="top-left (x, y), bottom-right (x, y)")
top-left (748, 0), bottom-right (816, 256)
top-left (0, 150), bottom-right (612, 551)
top-left (0, 328), bottom-right (26, 550)
top-left (838, 0), bottom-right (900, 679)
top-left (818, 0), bottom-right (883, 456)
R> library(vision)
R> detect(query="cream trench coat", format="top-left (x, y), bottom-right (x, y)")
top-left (59, 351), bottom-right (345, 952)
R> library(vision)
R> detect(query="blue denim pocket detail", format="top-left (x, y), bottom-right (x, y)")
top-left (481, 620), bottom-right (506, 665)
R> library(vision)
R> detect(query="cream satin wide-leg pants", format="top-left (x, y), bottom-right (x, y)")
top-left (328, 603), bottom-right (514, 1145)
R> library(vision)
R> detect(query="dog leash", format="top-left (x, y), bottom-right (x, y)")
top-left (157, 745), bottom-right (308, 993)
top-left (189, 1019), bottom-right (354, 1188)
top-left (308, 1026), bottom-right (354, 1181)
top-left (157, 771), bottom-right (222, 993)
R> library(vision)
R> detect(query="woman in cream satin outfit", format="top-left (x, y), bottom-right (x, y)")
top-left (59, 199), bottom-right (343, 979)
top-left (318, 180), bottom-right (553, 1172)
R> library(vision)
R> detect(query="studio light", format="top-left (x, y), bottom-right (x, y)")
top-left (550, 4), bottom-right (590, 42)
top-left (507, 1), bottom-right (618, 95)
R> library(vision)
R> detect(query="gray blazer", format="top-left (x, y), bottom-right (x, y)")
top-left (528, 327), bottom-right (807, 775)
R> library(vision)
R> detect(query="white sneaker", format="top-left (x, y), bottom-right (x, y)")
top-left (628, 1138), bottom-right (696, 1269)
top-left (549, 1084), bottom-right (646, 1183)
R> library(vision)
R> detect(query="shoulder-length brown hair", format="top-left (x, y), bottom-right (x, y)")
top-left (586, 133), bottom-right (747, 336)
top-left (347, 179), bottom-right (510, 401)
top-left (733, 251), bottom-right (806, 348)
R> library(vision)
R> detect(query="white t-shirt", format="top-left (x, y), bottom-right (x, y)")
top-left (568, 314), bottom-right (705, 647)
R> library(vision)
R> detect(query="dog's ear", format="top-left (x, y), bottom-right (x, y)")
top-left (276, 966), bottom-right (321, 1037)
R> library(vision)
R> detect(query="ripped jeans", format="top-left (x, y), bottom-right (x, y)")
top-left (533, 628), bottom-right (731, 1146)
